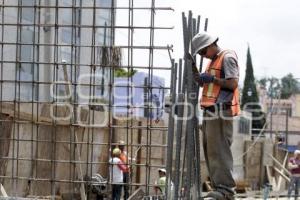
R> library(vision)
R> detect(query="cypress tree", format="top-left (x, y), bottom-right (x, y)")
top-left (241, 46), bottom-right (264, 135)
top-left (241, 46), bottom-right (259, 108)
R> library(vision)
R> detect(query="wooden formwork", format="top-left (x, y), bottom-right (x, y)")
top-left (0, 102), bottom-right (167, 197)
top-left (0, 102), bottom-right (110, 197)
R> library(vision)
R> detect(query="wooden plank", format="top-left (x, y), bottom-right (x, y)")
top-left (265, 166), bottom-right (272, 184)
top-left (128, 188), bottom-right (145, 200)
top-left (0, 183), bottom-right (8, 197)
top-left (266, 165), bottom-right (277, 190)
top-left (0, 114), bottom-right (12, 180)
top-left (267, 153), bottom-right (291, 176)
top-left (273, 166), bottom-right (290, 183)
top-left (275, 152), bottom-right (289, 191)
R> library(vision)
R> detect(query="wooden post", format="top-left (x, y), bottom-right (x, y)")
top-left (135, 121), bottom-right (142, 189)
top-left (0, 183), bottom-right (8, 197)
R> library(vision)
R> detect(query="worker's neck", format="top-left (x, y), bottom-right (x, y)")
top-left (211, 46), bottom-right (221, 59)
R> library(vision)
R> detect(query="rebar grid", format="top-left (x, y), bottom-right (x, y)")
top-left (0, 0), bottom-right (173, 199)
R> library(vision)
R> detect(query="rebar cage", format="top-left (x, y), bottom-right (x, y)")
top-left (0, 0), bottom-right (174, 198)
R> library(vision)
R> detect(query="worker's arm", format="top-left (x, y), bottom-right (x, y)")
top-left (213, 78), bottom-right (238, 91)
top-left (117, 161), bottom-right (128, 172)
top-left (288, 160), bottom-right (299, 170)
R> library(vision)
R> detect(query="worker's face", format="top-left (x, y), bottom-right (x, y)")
top-left (159, 172), bottom-right (166, 177)
top-left (296, 154), bottom-right (300, 159)
top-left (198, 45), bottom-right (214, 59)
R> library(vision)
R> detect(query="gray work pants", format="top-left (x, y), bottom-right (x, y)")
top-left (203, 110), bottom-right (236, 192)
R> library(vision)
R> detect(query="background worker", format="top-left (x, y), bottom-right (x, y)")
top-left (287, 150), bottom-right (300, 199)
top-left (190, 32), bottom-right (240, 200)
top-left (109, 148), bottom-right (128, 200)
top-left (118, 140), bottom-right (130, 200)
top-left (154, 168), bottom-right (166, 195)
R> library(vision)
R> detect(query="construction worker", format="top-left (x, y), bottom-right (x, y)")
top-left (287, 150), bottom-right (300, 199)
top-left (190, 32), bottom-right (240, 200)
top-left (109, 148), bottom-right (128, 200)
top-left (154, 168), bottom-right (166, 195)
top-left (118, 140), bottom-right (130, 199)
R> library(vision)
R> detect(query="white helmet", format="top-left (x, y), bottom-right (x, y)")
top-left (295, 150), bottom-right (300, 156)
top-left (192, 32), bottom-right (218, 56)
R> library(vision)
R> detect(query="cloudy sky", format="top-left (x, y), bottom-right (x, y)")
top-left (116, 0), bottom-right (300, 86)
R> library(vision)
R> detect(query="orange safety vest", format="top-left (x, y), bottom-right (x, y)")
top-left (120, 152), bottom-right (130, 173)
top-left (200, 50), bottom-right (240, 116)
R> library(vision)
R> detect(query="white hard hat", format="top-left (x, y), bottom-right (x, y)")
top-left (158, 168), bottom-right (166, 173)
top-left (192, 32), bottom-right (218, 56)
top-left (295, 150), bottom-right (300, 156)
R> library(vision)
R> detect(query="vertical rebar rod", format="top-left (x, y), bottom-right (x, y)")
top-left (32, 0), bottom-right (41, 196)
top-left (165, 59), bottom-right (176, 200)
top-left (173, 59), bottom-right (184, 200)
top-left (70, 0), bottom-right (76, 196)
top-left (148, 0), bottom-right (156, 195)
top-left (184, 11), bottom-right (194, 199)
top-left (0, 0), bottom-right (3, 115)
top-left (180, 13), bottom-right (188, 197)
top-left (52, 0), bottom-right (59, 196)
top-left (13, 0), bottom-right (22, 195)
top-left (29, 0), bottom-right (38, 195)
top-left (127, 0), bottom-right (134, 195)
top-left (129, 0), bottom-right (134, 193)
top-left (199, 18), bottom-right (208, 73)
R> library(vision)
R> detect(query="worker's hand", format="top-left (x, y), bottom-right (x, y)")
top-left (199, 73), bottom-right (214, 84)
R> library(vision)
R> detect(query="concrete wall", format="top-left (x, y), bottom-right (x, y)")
top-left (232, 111), bottom-right (252, 181)
top-left (0, 102), bottom-right (167, 197)
top-left (0, 104), bottom-right (110, 197)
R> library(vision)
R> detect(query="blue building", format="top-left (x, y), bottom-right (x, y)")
top-left (113, 72), bottom-right (165, 119)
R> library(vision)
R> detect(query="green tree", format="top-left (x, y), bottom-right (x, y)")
top-left (258, 77), bottom-right (268, 89)
top-left (268, 77), bottom-right (281, 98)
top-left (114, 68), bottom-right (137, 77)
top-left (258, 77), bottom-right (281, 98)
top-left (241, 46), bottom-right (259, 108)
top-left (280, 73), bottom-right (299, 99)
top-left (241, 46), bottom-right (264, 135)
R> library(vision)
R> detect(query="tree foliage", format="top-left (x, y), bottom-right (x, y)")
top-left (241, 46), bottom-right (265, 135)
top-left (241, 46), bottom-right (259, 108)
top-left (258, 74), bottom-right (299, 99)
top-left (280, 73), bottom-right (299, 99)
top-left (114, 68), bottom-right (137, 77)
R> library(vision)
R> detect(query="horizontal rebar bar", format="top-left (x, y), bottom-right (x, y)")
top-left (0, 176), bottom-right (169, 187)
top-left (0, 23), bottom-right (174, 30)
top-left (0, 42), bottom-right (173, 50)
top-left (0, 5), bottom-right (174, 11)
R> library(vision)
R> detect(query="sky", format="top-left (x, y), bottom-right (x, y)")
top-left (116, 0), bottom-right (300, 86)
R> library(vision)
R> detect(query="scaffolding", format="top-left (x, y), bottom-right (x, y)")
top-left (0, 0), bottom-right (174, 199)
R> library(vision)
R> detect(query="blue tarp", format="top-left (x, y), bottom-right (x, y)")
top-left (277, 144), bottom-right (299, 153)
